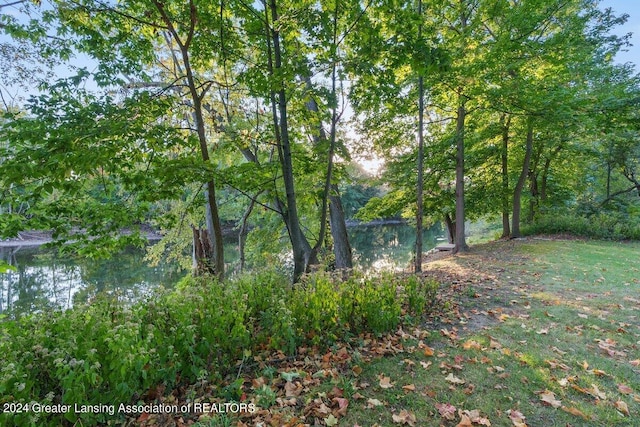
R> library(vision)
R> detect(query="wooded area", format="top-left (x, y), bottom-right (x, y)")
top-left (1, 0), bottom-right (639, 281)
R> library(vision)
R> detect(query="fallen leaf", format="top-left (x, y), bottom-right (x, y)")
top-left (324, 414), bottom-right (338, 426)
top-left (561, 406), bottom-right (589, 419)
top-left (352, 365), bottom-right (362, 376)
top-left (281, 371), bottom-right (300, 382)
top-left (445, 373), bottom-right (466, 385)
top-left (379, 375), bottom-right (394, 389)
top-left (456, 410), bottom-right (473, 426)
top-left (463, 340), bottom-right (482, 350)
top-left (461, 409), bottom-right (491, 426)
top-left (392, 409), bottom-right (416, 426)
top-left (618, 384), bottom-right (633, 394)
top-left (252, 376), bottom-right (266, 389)
top-left (284, 381), bottom-right (303, 397)
top-left (367, 398), bottom-right (384, 408)
top-left (539, 390), bottom-right (562, 408)
top-left (588, 383), bottom-right (606, 400)
top-left (435, 402), bottom-right (457, 420)
top-left (402, 384), bottom-right (416, 392)
top-left (614, 400), bottom-right (629, 416)
top-left (332, 397), bottom-right (349, 416)
top-left (423, 345), bottom-right (435, 357)
top-left (403, 358), bottom-right (415, 366)
top-left (508, 409), bottom-right (528, 427)
top-left (630, 359), bottom-right (640, 367)
top-left (420, 361), bottom-right (432, 369)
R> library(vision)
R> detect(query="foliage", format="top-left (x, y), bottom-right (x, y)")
top-left (0, 269), bottom-right (438, 426)
top-left (0, 259), bottom-right (16, 273)
top-left (522, 206), bottom-right (640, 240)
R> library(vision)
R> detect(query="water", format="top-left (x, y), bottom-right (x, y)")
top-left (349, 222), bottom-right (446, 270)
top-left (0, 246), bottom-right (184, 317)
top-left (0, 222), bottom-right (446, 317)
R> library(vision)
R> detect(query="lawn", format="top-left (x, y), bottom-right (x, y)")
top-left (195, 238), bottom-right (639, 427)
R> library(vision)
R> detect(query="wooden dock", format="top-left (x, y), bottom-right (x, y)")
top-left (435, 243), bottom-right (456, 251)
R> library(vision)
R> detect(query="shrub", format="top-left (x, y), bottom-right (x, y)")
top-left (522, 209), bottom-right (640, 240)
top-left (0, 269), bottom-right (439, 426)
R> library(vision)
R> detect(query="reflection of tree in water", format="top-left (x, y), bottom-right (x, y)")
top-left (0, 246), bottom-right (184, 317)
top-left (73, 247), bottom-right (184, 304)
top-left (1, 224), bottom-right (439, 317)
top-left (1, 247), bottom-right (80, 317)
top-left (349, 223), bottom-right (445, 270)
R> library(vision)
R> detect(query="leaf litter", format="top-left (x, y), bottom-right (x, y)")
top-left (130, 238), bottom-right (640, 426)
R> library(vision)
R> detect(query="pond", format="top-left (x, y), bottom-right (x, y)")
top-left (0, 222), bottom-right (446, 317)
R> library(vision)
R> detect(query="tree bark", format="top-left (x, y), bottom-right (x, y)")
top-left (444, 212), bottom-right (455, 244)
top-left (266, 0), bottom-right (311, 282)
top-left (512, 118), bottom-right (534, 238)
top-left (153, 0), bottom-right (224, 279)
top-left (453, 98), bottom-right (468, 252)
top-left (415, 0), bottom-right (425, 273)
top-left (301, 70), bottom-right (353, 269)
top-left (329, 193), bottom-right (353, 268)
top-left (237, 197), bottom-right (257, 273)
top-left (500, 114), bottom-right (511, 238)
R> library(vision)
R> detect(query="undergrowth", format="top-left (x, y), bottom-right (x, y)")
top-left (0, 270), bottom-right (438, 427)
top-left (522, 207), bottom-right (640, 240)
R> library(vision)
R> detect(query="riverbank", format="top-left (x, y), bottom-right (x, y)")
top-left (0, 219), bottom-right (418, 248)
top-left (0, 230), bottom-right (54, 247)
top-left (0, 227), bottom-right (166, 248)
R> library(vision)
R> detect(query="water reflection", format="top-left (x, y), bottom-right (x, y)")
top-left (0, 222), bottom-right (445, 317)
top-left (0, 246), bottom-right (183, 318)
top-left (349, 222), bottom-right (446, 271)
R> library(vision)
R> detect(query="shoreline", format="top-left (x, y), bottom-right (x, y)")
top-left (1, 219), bottom-right (413, 249)
top-left (0, 229), bottom-right (163, 249)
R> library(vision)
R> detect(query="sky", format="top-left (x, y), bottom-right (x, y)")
top-left (599, 0), bottom-right (640, 66)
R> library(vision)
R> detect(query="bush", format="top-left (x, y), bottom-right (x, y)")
top-left (522, 208), bottom-right (640, 241)
top-left (0, 269), bottom-right (439, 426)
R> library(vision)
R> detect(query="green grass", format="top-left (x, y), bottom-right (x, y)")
top-left (328, 238), bottom-right (640, 426)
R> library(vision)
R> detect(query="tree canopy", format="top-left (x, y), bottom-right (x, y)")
top-left (1, 0), bottom-right (639, 279)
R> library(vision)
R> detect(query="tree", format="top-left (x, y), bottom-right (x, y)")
top-left (1, 0), bottom-right (239, 278)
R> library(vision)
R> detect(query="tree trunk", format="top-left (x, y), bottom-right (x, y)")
top-left (444, 213), bottom-right (455, 244)
top-left (512, 118), bottom-right (534, 238)
top-left (329, 193), bottom-right (353, 269)
top-left (301, 72), bottom-right (353, 270)
top-left (415, 0), bottom-right (425, 273)
top-left (153, 0), bottom-right (224, 279)
top-left (528, 170), bottom-right (538, 223)
top-left (541, 145), bottom-right (562, 203)
top-left (454, 99), bottom-right (468, 252)
top-left (267, 0), bottom-right (310, 282)
top-left (237, 198), bottom-right (257, 273)
top-left (500, 114), bottom-right (511, 238)
top-left (527, 136), bottom-right (544, 222)
top-left (192, 226), bottom-right (213, 275)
